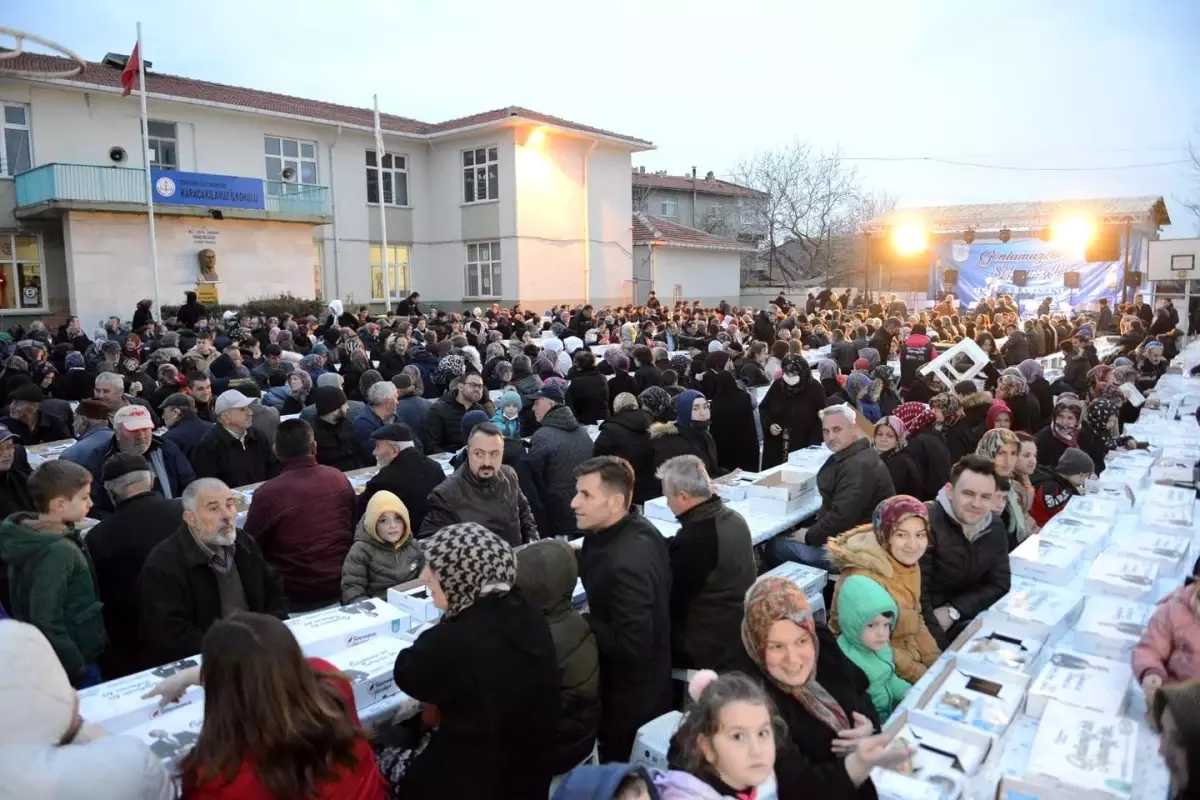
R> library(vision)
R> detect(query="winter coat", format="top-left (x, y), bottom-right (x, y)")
top-left (668, 496), bottom-right (756, 670)
top-left (898, 335), bottom-right (936, 390)
top-left (634, 364), bottom-right (664, 394)
top-left (50, 369), bottom-right (96, 402)
top-left (244, 457), bottom-right (357, 607)
top-left (528, 405), bottom-right (594, 537)
top-left (1133, 584), bottom-right (1200, 686)
top-left (63, 432), bottom-right (197, 518)
top-left (377, 350), bottom-right (407, 381)
top-left (311, 415), bottom-right (366, 472)
top-left (0, 515), bottom-right (106, 679)
top-left (162, 413), bottom-right (213, 461)
top-left (879, 447), bottom-right (922, 500)
top-left (0, 413), bottom-right (71, 447)
top-left (919, 496), bottom-right (1011, 647)
top-left (350, 406), bottom-right (391, 464)
top-left (827, 528), bottom-right (940, 683)
top-left (709, 375), bottom-right (760, 472)
top-left (740, 359), bottom-right (770, 387)
top-left (138, 523), bottom-right (289, 664)
top-left (1000, 331), bottom-right (1031, 365)
top-left (836, 575), bottom-right (911, 720)
top-left (409, 348), bottom-right (442, 399)
top-left (514, 540), bottom-right (601, 774)
top-left (424, 391), bottom-right (485, 454)
top-left (395, 395), bottom-right (432, 449)
top-left (565, 367), bottom-right (610, 426)
top-left (942, 418), bottom-right (976, 465)
top-left (904, 426), bottom-right (952, 502)
top-left (1033, 425), bottom-right (1073, 469)
top-left (340, 520), bottom-right (424, 604)
top-left (420, 464), bottom-right (538, 546)
top-left (806, 438), bottom-right (896, 549)
top-left (392, 591), bottom-right (560, 800)
top-left (578, 510), bottom-right (672, 761)
top-left (650, 421), bottom-right (724, 477)
top-left (722, 628), bottom-right (880, 800)
top-left (190, 424), bottom-right (279, 489)
top-left (831, 340), bottom-right (858, 374)
top-left (84, 493), bottom-right (183, 678)
top-left (357, 447), bottom-right (446, 534)
top-left (759, 377), bottom-right (826, 469)
top-left (593, 409), bottom-right (660, 504)
top-left (1029, 469), bottom-right (1081, 527)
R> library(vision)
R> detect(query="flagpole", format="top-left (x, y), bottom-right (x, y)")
top-left (373, 94), bottom-right (391, 312)
top-left (137, 21), bottom-right (161, 321)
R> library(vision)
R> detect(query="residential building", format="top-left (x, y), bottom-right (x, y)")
top-left (631, 168), bottom-right (767, 241)
top-left (631, 212), bottom-right (755, 307)
top-left (0, 49), bottom-right (652, 326)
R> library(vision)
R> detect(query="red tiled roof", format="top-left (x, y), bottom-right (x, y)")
top-left (2, 50), bottom-right (652, 146)
top-left (632, 172), bottom-right (767, 199)
top-left (632, 213), bottom-right (757, 252)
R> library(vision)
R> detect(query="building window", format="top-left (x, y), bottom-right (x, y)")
top-left (660, 198), bottom-right (679, 218)
top-left (465, 241), bottom-right (501, 298)
top-left (0, 235), bottom-right (44, 310)
top-left (365, 151), bottom-right (409, 206)
top-left (264, 136), bottom-right (317, 193)
top-left (313, 241), bottom-right (323, 301)
top-left (146, 120), bottom-right (178, 170)
top-left (739, 209), bottom-right (757, 226)
top-left (1, 104), bottom-right (32, 177)
top-left (462, 146), bottom-right (499, 204)
top-left (370, 243), bottom-right (410, 301)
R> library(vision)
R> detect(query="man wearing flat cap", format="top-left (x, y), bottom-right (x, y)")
top-left (160, 393), bottom-right (213, 461)
top-left (0, 383), bottom-right (71, 446)
top-left (356, 422), bottom-right (445, 532)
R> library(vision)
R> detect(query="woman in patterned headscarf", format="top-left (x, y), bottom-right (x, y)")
top-left (727, 577), bottom-right (909, 796)
top-left (996, 369), bottom-right (1038, 433)
top-left (1016, 359), bottom-right (1052, 427)
top-left (1079, 397), bottom-right (1127, 476)
top-left (976, 428), bottom-right (1033, 548)
top-left (929, 391), bottom-right (974, 463)
top-left (389, 522), bottom-right (561, 799)
top-left (891, 402), bottom-right (950, 501)
top-left (826, 496), bottom-right (941, 682)
top-left (871, 364), bottom-right (902, 417)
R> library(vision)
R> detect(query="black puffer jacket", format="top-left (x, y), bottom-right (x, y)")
top-left (424, 391), bottom-right (485, 454)
top-left (919, 494), bottom-right (1011, 648)
top-left (311, 415), bottom-right (365, 472)
top-left (942, 418), bottom-right (977, 465)
top-left (805, 438), bottom-right (895, 549)
top-left (513, 540), bottom-right (600, 775)
top-left (904, 426), bottom-right (952, 501)
top-left (879, 447), bottom-right (922, 498)
top-left (650, 421), bottom-right (724, 477)
top-left (419, 464), bottom-right (539, 545)
top-left (759, 377), bottom-right (826, 469)
top-left (1000, 330), bottom-right (1031, 365)
top-left (527, 405), bottom-right (594, 537)
top-left (593, 409), bottom-right (659, 504)
top-left (564, 366), bottom-right (609, 425)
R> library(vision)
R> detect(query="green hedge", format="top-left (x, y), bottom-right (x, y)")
top-left (162, 293), bottom-right (328, 321)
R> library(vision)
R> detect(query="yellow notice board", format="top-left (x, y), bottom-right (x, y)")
top-left (195, 284), bottom-right (219, 305)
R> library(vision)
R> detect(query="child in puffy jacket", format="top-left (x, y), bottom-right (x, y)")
top-left (1133, 559), bottom-right (1200, 711)
top-left (492, 390), bottom-right (522, 439)
top-left (836, 575), bottom-right (912, 720)
top-left (340, 491), bottom-right (424, 603)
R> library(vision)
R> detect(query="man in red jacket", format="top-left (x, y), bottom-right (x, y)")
top-left (243, 419), bottom-right (357, 611)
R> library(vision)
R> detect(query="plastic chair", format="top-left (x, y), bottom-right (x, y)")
top-left (918, 337), bottom-right (991, 391)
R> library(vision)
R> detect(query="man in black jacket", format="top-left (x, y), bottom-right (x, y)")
top-left (160, 393), bottom-right (213, 461)
top-left (357, 423), bottom-right (446, 532)
top-left (424, 374), bottom-right (486, 454)
top-left (138, 477), bottom-right (288, 663)
top-left (86, 453), bottom-right (183, 678)
top-left (768, 405), bottom-right (894, 569)
top-left (572, 455), bottom-right (671, 762)
top-left (190, 390), bottom-right (279, 488)
top-left (829, 329), bottom-right (857, 375)
top-left (919, 455), bottom-right (1011, 647)
top-left (0, 384), bottom-right (71, 446)
top-left (309, 386), bottom-right (365, 472)
top-left (659, 455), bottom-right (755, 670)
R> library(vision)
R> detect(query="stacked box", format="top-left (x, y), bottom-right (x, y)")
top-left (988, 578), bottom-right (1083, 641)
top-left (1023, 701), bottom-right (1137, 800)
top-left (1073, 596), bottom-right (1153, 661)
top-left (325, 636), bottom-right (412, 709)
top-left (1084, 553), bottom-right (1158, 602)
top-left (285, 598), bottom-right (411, 658)
top-left (1009, 535), bottom-right (1085, 585)
top-left (915, 659), bottom-right (1030, 737)
top-left (948, 620), bottom-right (1045, 673)
top-left (1110, 528), bottom-right (1190, 575)
top-left (1036, 515), bottom-right (1111, 560)
top-left (1026, 647), bottom-right (1131, 718)
top-left (1059, 495), bottom-right (1120, 522)
top-left (786, 446), bottom-right (833, 471)
top-left (761, 560), bottom-right (827, 598)
top-left (78, 657), bottom-right (204, 734)
top-left (744, 469), bottom-right (818, 517)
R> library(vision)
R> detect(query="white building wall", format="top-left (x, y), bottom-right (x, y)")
top-left (650, 248), bottom-right (742, 308)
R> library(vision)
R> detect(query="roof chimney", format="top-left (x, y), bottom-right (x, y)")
top-left (705, 171), bottom-right (715, 181)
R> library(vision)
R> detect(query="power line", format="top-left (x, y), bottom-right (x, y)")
top-left (832, 155), bottom-right (1187, 172)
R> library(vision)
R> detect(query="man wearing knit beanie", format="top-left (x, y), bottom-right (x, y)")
top-left (309, 386), bottom-right (363, 472)
top-left (1029, 446), bottom-right (1094, 527)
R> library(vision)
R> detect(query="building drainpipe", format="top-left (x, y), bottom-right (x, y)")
top-left (582, 138), bottom-right (598, 304)
top-left (327, 124), bottom-right (343, 300)
top-left (691, 166), bottom-right (697, 228)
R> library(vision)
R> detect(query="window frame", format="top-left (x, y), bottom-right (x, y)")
top-left (365, 150), bottom-right (410, 207)
top-left (463, 240), bottom-right (502, 299)
top-left (263, 135), bottom-right (319, 193)
top-left (0, 232), bottom-right (47, 313)
top-left (1, 103), bottom-right (32, 178)
top-left (146, 119), bottom-right (178, 171)
top-left (369, 243), bottom-right (410, 302)
top-left (461, 145), bottom-right (500, 205)
top-left (659, 197), bottom-right (679, 218)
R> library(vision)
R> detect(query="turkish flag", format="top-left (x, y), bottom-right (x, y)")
top-left (121, 43), bottom-right (140, 97)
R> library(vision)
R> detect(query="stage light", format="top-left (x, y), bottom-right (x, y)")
top-left (1037, 227), bottom-right (1052, 242)
top-left (892, 224), bottom-right (928, 256)
top-left (521, 126), bottom-right (547, 148)
top-left (999, 228), bottom-right (1012, 243)
top-left (1051, 215), bottom-right (1094, 251)
top-left (963, 229), bottom-right (975, 244)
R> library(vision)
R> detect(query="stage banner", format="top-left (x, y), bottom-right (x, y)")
top-left (150, 170), bottom-right (265, 210)
top-left (928, 237), bottom-right (1135, 313)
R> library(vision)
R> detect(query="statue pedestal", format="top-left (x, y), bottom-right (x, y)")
top-left (195, 283), bottom-right (220, 305)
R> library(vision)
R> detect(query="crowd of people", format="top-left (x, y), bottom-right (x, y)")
top-left (0, 283), bottom-right (1196, 800)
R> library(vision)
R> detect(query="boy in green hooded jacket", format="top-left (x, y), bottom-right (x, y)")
top-left (836, 574), bottom-right (912, 720)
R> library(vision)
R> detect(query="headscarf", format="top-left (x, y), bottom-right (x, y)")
top-left (780, 354), bottom-right (808, 379)
top-left (669, 354), bottom-right (691, 377)
top-left (985, 399), bottom-right (1012, 430)
top-left (423, 522), bottom-right (515, 620)
top-left (1111, 365), bottom-right (1138, 387)
top-left (1084, 398), bottom-right (1121, 451)
top-left (1016, 359), bottom-right (1043, 383)
top-left (298, 354), bottom-right (323, 374)
top-left (872, 364), bottom-right (898, 394)
top-left (400, 365), bottom-right (424, 398)
top-left (929, 392), bottom-right (963, 428)
top-left (358, 369), bottom-right (383, 401)
top-left (638, 386), bottom-right (674, 422)
top-left (434, 354), bottom-right (466, 385)
top-left (1112, 356), bottom-right (1134, 368)
top-left (676, 390), bottom-right (704, 429)
top-left (873, 495), bottom-right (928, 550)
top-left (893, 402), bottom-right (936, 436)
top-left (705, 351), bottom-right (730, 373)
top-left (858, 347), bottom-right (881, 369)
top-left (1050, 398), bottom-right (1081, 446)
top-left (741, 577), bottom-right (850, 732)
top-left (65, 351), bottom-right (85, 370)
top-left (996, 372), bottom-right (1028, 400)
top-left (816, 359), bottom-right (839, 381)
top-left (975, 427), bottom-right (1019, 461)
top-left (1086, 365), bottom-right (1114, 399)
top-left (846, 371), bottom-right (873, 401)
top-left (977, 428), bottom-right (1031, 543)
top-left (873, 416), bottom-right (907, 454)
top-left (288, 368), bottom-right (312, 400)
top-left (853, 358), bottom-right (871, 371)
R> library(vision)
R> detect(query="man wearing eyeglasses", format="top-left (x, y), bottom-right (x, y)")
top-left (424, 373), bottom-right (488, 454)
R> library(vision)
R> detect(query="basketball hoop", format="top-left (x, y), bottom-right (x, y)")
top-left (0, 28), bottom-right (86, 80)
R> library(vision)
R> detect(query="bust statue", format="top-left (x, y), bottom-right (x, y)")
top-left (197, 249), bottom-right (219, 283)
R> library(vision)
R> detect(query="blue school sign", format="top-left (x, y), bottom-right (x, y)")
top-left (150, 170), bottom-right (265, 210)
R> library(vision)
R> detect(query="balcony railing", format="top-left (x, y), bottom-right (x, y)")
top-left (15, 163), bottom-right (331, 217)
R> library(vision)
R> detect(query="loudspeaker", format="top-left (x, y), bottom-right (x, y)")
top-left (1084, 228), bottom-right (1121, 262)
top-left (1064, 272), bottom-right (1080, 289)
top-left (1012, 270), bottom-right (1028, 287)
top-left (943, 268), bottom-right (958, 286)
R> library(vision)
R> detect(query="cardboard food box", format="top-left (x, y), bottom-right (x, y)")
top-left (285, 598), bottom-right (411, 658)
top-left (1026, 647), bottom-right (1131, 719)
top-left (1010, 535), bottom-right (1085, 586)
top-left (989, 578), bottom-right (1084, 641)
top-left (1142, 484), bottom-right (1196, 525)
top-left (127, 699), bottom-right (206, 768)
top-left (1036, 515), bottom-right (1111, 561)
top-left (1083, 553), bottom-right (1158, 602)
top-left (1110, 529), bottom-right (1190, 574)
top-left (745, 469), bottom-right (817, 516)
top-left (1073, 596), bottom-right (1153, 661)
top-left (913, 658), bottom-right (1030, 737)
top-left (325, 636), bottom-right (412, 710)
top-left (786, 445), bottom-right (833, 471)
top-left (78, 657), bottom-right (204, 734)
top-left (643, 495), bottom-right (676, 523)
top-left (387, 582), bottom-right (444, 624)
top-left (1082, 482), bottom-right (1136, 511)
top-left (1151, 458), bottom-right (1195, 487)
top-left (1023, 700), bottom-right (1138, 800)
top-left (870, 709), bottom-right (993, 800)
top-left (762, 560), bottom-right (828, 598)
top-left (1059, 495), bottom-right (1120, 522)
top-left (947, 618), bottom-right (1045, 673)
top-left (711, 471), bottom-right (760, 502)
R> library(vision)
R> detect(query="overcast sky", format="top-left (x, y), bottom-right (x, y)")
top-left (12, 0), bottom-right (1200, 236)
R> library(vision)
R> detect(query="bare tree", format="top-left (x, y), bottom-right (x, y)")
top-left (1184, 132), bottom-right (1200, 232)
